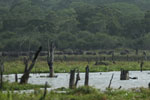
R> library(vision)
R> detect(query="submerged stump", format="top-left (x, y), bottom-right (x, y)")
top-left (120, 69), bottom-right (129, 80)
top-left (69, 69), bottom-right (75, 89)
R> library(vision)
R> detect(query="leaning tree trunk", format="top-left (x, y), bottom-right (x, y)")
top-left (47, 41), bottom-right (55, 77)
top-left (20, 46), bottom-right (42, 84)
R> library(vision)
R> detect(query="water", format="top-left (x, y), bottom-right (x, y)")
top-left (4, 71), bottom-right (150, 91)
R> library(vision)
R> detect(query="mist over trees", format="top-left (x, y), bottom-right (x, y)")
top-left (0, 0), bottom-right (150, 51)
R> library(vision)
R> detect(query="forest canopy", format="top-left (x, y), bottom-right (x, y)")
top-left (0, 0), bottom-right (150, 51)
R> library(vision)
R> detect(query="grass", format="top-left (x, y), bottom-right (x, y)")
top-left (1, 81), bottom-right (48, 90)
top-left (0, 86), bottom-right (150, 100)
top-left (3, 60), bottom-right (150, 74)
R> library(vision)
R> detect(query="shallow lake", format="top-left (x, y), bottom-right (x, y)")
top-left (4, 71), bottom-right (150, 91)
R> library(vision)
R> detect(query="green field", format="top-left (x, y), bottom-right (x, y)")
top-left (3, 60), bottom-right (150, 74)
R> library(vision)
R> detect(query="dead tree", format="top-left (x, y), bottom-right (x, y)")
top-left (23, 57), bottom-right (29, 73)
top-left (20, 46), bottom-right (42, 84)
top-left (108, 73), bottom-right (114, 88)
top-left (140, 61), bottom-right (144, 72)
top-left (0, 61), bottom-right (4, 89)
top-left (15, 73), bottom-right (18, 83)
top-left (47, 41), bottom-right (55, 77)
top-left (69, 69), bottom-right (75, 89)
top-left (75, 70), bottom-right (80, 87)
top-left (120, 69), bottom-right (129, 80)
top-left (85, 65), bottom-right (89, 86)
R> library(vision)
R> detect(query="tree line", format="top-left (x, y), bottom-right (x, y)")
top-left (0, 0), bottom-right (150, 51)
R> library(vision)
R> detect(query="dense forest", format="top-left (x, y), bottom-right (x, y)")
top-left (0, 0), bottom-right (150, 51)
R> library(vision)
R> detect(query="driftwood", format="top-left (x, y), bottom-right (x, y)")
top-left (120, 69), bottom-right (129, 80)
top-left (108, 73), bottom-right (114, 88)
top-left (85, 65), bottom-right (89, 86)
top-left (47, 41), bottom-right (55, 77)
top-left (129, 77), bottom-right (138, 79)
top-left (20, 46), bottom-right (42, 84)
top-left (69, 69), bottom-right (75, 89)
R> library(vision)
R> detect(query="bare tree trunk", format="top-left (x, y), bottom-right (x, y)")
top-left (20, 46), bottom-right (42, 84)
top-left (47, 41), bottom-right (55, 77)
top-left (69, 69), bottom-right (75, 89)
top-left (23, 57), bottom-right (29, 73)
top-left (85, 65), bottom-right (89, 86)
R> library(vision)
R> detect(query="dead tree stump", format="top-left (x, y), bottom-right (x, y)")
top-left (120, 69), bottom-right (129, 80)
top-left (47, 41), bottom-right (55, 77)
top-left (15, 73), bottom-right (18, 83)
top-left (140, 61), bottom-right (144, 72)
top-left (20, 46), bottom-right (42, 84)
top-left (69, 69), bottom-right (75, 89)
top-left (0, 61), bottom-right (4, 89)
top-left (85, 65), bottom-right (89, 86)
top-left (75, 70), bottom-right (80, 87)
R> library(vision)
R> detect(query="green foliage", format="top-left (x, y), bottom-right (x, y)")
top-left (1, 81), bottom-right (47, 90)
top-left (68, 86), bottom-right (99, 95)
top-left (0, 0), bottom-right (150, 50)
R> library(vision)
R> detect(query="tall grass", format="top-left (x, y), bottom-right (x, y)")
top-left (0, 86), bottom-right (150, 100)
